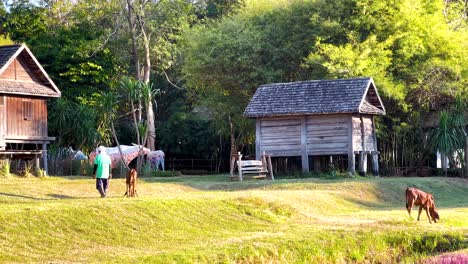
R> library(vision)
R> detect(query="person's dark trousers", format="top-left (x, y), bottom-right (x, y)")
top-left (96, 178), bottom-right (109, 198)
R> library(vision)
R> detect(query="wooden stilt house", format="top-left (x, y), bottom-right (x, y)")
top-left (0, 44), bottom-right (61, 174)
top-left (244, 77), bottom-right (385, 175)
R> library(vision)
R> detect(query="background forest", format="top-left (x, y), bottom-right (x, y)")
top-left (1, 0), bottom-right (466, 175)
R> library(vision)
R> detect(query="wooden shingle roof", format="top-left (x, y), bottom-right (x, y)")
top-left (244, 77), bottom-right (385, 118)
top-left (0, 45), bottom-right (21, 69)
top-left (0, 44), bottom-right (60, 98)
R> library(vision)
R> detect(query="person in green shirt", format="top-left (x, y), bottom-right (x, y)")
top-left (93, 146), bottom-right (112, 198)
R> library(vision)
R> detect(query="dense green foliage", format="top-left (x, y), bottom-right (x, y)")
top-left (182, 0), bottom-right (467, 172)
top-left (0, 175), bottom-right (467, 262)
top-left (1, 0), bottom-right (466, 172)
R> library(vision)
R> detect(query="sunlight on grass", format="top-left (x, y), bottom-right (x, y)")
top-left (0, 175), bottom-right (467, 263)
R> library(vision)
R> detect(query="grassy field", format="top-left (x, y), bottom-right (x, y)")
top-left (0, 174), bottom-right (467, 263)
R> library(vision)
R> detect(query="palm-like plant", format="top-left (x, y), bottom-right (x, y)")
top-left (98, 91), bottom-right (129, 170)
top-left (430, 110), bottom-right (464, 176)
top-left (451, 98), bottom-right (467, 177)
top-left (118, 77), bottom-right (159, 173)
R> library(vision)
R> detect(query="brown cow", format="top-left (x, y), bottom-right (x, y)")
top-left (124, 168), bottom-right (138, 197)
top-left (405, 187), bottom-right (439, 224)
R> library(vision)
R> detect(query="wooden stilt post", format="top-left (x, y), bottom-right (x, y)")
top-left (300, 117), bottom-right (309, 172)
top-left (267, 154), bottom-right (274, 180)
top-left (35, 154), bottom-right (40, 174)
top-left (359, 151), bottom-right (368, 176)
top-left (359, 116), bottom-right (367, 176)
top-left (371, 152), bottom-right (379, 176)
top-left (348, 115), bottom-right (356, 175)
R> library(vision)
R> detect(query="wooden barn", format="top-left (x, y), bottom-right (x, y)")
top-left (0, 44), bottom-right (61, 174)
top-left (244, 77), bottom-right (385, 175)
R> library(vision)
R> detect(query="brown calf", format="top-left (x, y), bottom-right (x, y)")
top-left (405, 187), bottom-right (439, 224)
top-left (124, 168), bottom-right (138, 197)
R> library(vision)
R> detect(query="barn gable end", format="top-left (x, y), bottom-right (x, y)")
top-left (0, 44), bottom-right (60, 97)
top-left (358, 79), bottom-right (385, 115)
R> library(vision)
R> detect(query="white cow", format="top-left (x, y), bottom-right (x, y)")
top-left (89, 145), bottom-right (150, 169)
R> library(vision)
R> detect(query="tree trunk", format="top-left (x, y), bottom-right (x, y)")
top-left (465, 135), bottom-right (468, 178)
top-left (229, 115), bottom-right (237, 155)
top-left (146, 101), bottom-right (156, 150)
top-left (111, 122), bottom-right (129, 171)
top-left (126, 0), bottom-right (140, 80)
top-left (140, 7), bottom-right (156, 151)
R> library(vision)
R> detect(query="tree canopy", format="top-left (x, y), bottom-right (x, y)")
top-left (1, 0), bottom-right (466, 173)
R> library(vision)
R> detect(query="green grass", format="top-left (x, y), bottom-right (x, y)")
top-left (0, 175), bottom-right (467, 263)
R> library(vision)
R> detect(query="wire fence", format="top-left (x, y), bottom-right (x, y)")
top-left (46, 158), bottom-right (231, 177)
top-left (36, 155), bottom-right (467, 178)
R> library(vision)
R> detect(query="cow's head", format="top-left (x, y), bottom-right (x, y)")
top-left (430, 207), bottom-right (440, 223)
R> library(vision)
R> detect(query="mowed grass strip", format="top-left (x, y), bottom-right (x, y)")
top-left (0, 175), bottom-right (467, 263)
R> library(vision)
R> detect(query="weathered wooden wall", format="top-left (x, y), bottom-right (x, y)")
top-left (0, 57), bottom-right (38, 82)
top-left (256, 113), bottom-right (378, 172)
top-left (352, 115), bottom-right (376, 152)
top-left (257, 114), bottom-right (352, 157)
top-left (258, 117), bottom-right (302, 157)
top-left (5, 96), bottom-right (48, 138)
top-left (0, 95), bottom-right (5, 148)
top-left (306, 114), bottom-right (349, 155)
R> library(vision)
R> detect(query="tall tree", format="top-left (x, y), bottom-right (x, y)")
top-left (121, 0), bottom-right (192, 150)
top-left (182, 0), bottom-right (320, 155)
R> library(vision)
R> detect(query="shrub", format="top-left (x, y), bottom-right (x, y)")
top-left (23, 161), bottom-right (34, 178)
top-left (180, 169), bottom-right (209, 175)
top-left (83, 161), bottom-right (94, 176)
top-left (142, 162), bottom-right (152, 177)
top-left (35, 168), bottom-right (47, 178)
top-left (0, 159), bottom-right (10, 177)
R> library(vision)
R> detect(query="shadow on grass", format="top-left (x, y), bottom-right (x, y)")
top-left (0, 192), bottom-right (53, 200)
top-left (47, 193), bottom-right (76, 199)
top-left (140, 174), bottom-right (279, 191)
top-left (140, 175), bottom-right (468, 210)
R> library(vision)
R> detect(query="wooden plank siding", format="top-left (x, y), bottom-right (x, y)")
top-left (306, 114), bottom-right (349, 155)
top-left (353, 116), bottom-right (362, 151)
top-left (259, 117), bottom-right (302, 157)
top-left (0, 95), bottom-right (5, 148)
top-left (362, 116), bottom-right (376, 151)
top-left (258, 114), bottom-right (353, 157)
top-left (256, 113), bottom-right (377, 174)
top-left (0, 58), bottom-right (38, 82)
top-left (352, 115), bottom-right (376, 152)
top-left (5, 96), bottom-right (48, 139)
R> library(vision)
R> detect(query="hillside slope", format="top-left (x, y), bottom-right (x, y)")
top-left (0, 176), bottom-right (467, 263)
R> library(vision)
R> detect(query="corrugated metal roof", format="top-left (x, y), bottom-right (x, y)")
top-left (244, 77), bottom-right (385, 117)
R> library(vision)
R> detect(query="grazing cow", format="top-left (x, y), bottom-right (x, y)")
top-left (124, 168), bottom-right (138, 197)
top-left (405, 187), bottom-right (439, 224)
